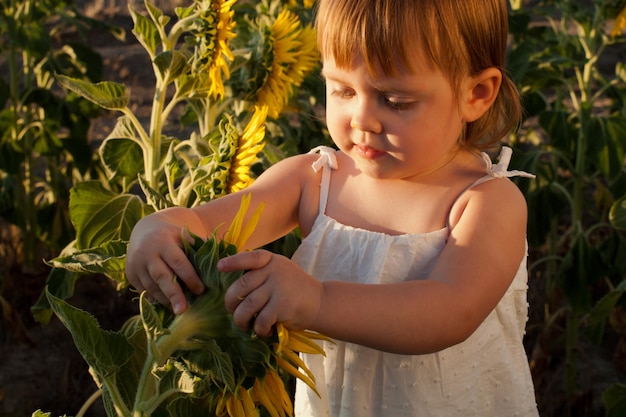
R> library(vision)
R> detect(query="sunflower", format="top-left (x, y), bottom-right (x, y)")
top-left (284, 25), bottom-right (317, 90)
top-left (173, 194), bottom-right (330, 417)
top-left (226, 106), bottom-right (268, 194)
top-left (193, 0), bottom-right (237, 99)
top-left (256, 9), bottom-right (320, 119)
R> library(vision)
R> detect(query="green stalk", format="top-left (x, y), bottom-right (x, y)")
top-left (147, 64), bottom-right (169, 188)
top-left (140, 7), bottom-right (202, 190)
top-left (563, 8), bottom-right (598, 403)
top-left (76, 390), bottom-right (103, 417)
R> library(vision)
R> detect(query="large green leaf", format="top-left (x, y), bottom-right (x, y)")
top-left (145, 0), bottom-right (171, 28)
top-left (100, 137), bottom-right (144, 181)
top-left (140, 294), bottom-right (166, 345)
top-left (31, 263), bottom-right (81, 326)
top-left (100, 116), bottom-right (144, 181)
top-left (46, 290), bottom-right (135, 379)
top-left (56, 74), bottom-right (129, 110)
top-left (138, 176), bottom-right (175, 211)
top-left (154, 50), bottom-right (191, 82)
top-left (151, 359), bottom-right (198, 398)
top-left (45, 240), bottom-right (128, 287)
top-left (178, 340), bottom-right (236, 390)
top-left (70, 181), bottom-right (153, 250)
top-left (130, 7), bottom-right (161, 57)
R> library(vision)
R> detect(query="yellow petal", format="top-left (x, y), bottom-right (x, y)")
top-left (276, 356), bottom-right (319, 397)
top-left (223, 194), bottom-right (265, 251)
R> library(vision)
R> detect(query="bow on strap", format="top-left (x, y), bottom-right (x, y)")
top-left (309, 146), bottom-right (339, 172)
top-left (481, 146), bottom-right (535, 179)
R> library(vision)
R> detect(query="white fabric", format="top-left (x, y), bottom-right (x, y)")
top-left (291, 147), bottom-right (539, 417)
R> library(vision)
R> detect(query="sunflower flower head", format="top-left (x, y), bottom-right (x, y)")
top-left (162, 194), bottom-right (329, 417)
top-left (192, 0), bottom-right (237, 98)
top-left (256, 9), bottom-right (320, 118)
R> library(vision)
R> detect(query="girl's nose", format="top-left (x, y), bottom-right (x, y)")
top-left (350, 101), bottom-right (383, 133)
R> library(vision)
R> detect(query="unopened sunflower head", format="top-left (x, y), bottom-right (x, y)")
top-left (154, 194), bottom-right (327, 417)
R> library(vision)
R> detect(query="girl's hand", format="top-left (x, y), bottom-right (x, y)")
top-left (125, 209), bottom-right (205, 314)
top-left (219, 250), bottom-right (324, 337)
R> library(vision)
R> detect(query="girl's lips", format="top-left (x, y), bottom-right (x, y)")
top-left (355, 145), bottom-right (385, 159)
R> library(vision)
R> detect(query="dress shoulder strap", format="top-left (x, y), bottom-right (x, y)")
top-left (305, 146), bottom-right (534, 228)
top-left (455, 146), bottom-right (535, 198)
top-left (446, 146), bottom-right (535, 228)
top-left (473, 146), bottom-right (535, 187)
top-left (308, 146), bottom-right (339, 215)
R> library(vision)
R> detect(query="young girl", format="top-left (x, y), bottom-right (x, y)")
top-left (126, 0), bottom-right (539, 415)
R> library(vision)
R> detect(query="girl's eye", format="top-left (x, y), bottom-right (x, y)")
top-left (331, 88), bottom-right (355, 99)
top-left (385, 98), bottom-right (415, 111)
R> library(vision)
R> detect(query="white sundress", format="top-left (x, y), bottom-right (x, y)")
top-left (291, 146), bottom-right (539, 417)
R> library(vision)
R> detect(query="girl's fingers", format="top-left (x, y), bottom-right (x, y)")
top-left (222, 251), bottom-right (273, 306)
top-left (161, 247), bottom-right (204, 295)
top-left (144, 252), bottom-right (199, 315)
top-left (230, 276), bottom-right (274, 334)
top-left (218, 250), bottom-right (273, 273)
top-left (224, 265), bottom-right (270, 312)
top-left (140, 280), bottom-right (170, 307)
top-left (222, 251), bottom-right (275, 334)
top-left (220, 250), bottom-right (322, 337)
top-left (142, 259), bottom-right (183, 312)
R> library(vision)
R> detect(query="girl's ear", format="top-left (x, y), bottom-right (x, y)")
top-left (461, 67), bottom-right (502, 123)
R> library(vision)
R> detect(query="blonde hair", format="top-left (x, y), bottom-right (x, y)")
top-left (315, 0), bottom-right (521, 150)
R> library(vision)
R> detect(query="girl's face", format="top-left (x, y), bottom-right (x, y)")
top-left (323, 53), bottom-right (470, 181)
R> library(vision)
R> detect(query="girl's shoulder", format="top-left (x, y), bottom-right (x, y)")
top-left (249, 151), bottom-right (327, 206)
top-left (448, 174), bottom-right (528, 232)
top-left (264, 148), bottom-right (347, 187)
top-left (259, 152), bottom-right (323, 179)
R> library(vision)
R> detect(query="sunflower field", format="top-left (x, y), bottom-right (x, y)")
top-left (2, 0), bottom-right (626, 416)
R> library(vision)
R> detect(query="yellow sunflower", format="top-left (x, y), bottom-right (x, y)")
top-left (194, 0), bottom-right (237, 99)
top-left (284, 25), bottom-right (318, 89)
top-left (226, 105), bottom-right (268, 194)
top-left (256, 10), bottom-right (320, 119)
top-left (204, 194), bottom-right (331, 417)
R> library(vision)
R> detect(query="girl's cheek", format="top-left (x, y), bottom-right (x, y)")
top-left (326, 103), bottom-right (350, 126)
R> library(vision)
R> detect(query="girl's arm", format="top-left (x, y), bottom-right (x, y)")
top-left (220, 177), bottom-right (528, 355)
top-left (125, 153), bottom-right (319, 314)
